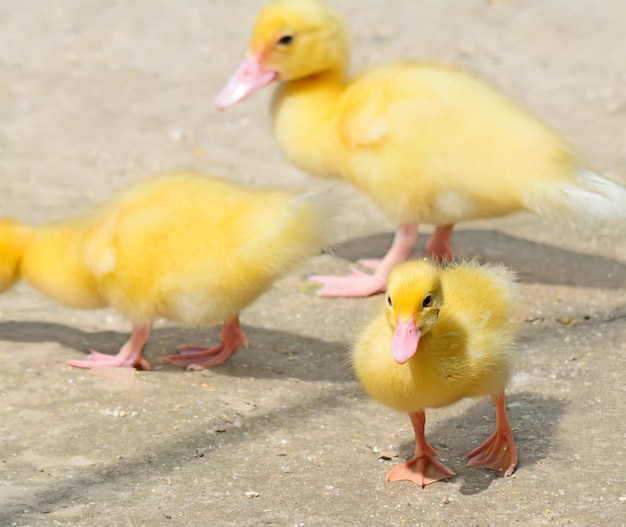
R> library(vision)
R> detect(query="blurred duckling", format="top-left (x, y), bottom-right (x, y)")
top-left (1, 172), bottom-right (333, 370)
top-left (216, 0), bottom-right (626, 297)
top-left (352, 259), bottom-right (518, 487)
top-left (0, 219), bottom-right (31, 294)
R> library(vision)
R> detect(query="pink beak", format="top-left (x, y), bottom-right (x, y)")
top-left (215, 53), bottom-right (277, 110)
top-left (390, 315), bottom-right (421, 364)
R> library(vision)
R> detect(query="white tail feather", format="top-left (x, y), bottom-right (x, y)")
top-left (289, 183), bottom-right (344, 211)
top-left (525, 169), bottom-right (626, 229)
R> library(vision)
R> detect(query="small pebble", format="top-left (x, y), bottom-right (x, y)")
top-left (168, 128), bottom-right (186, 142)
top-left (100, 408), bottom-right (137, 418)
top-left (459, 43), bottom-right (476, 57)
top-left (378, 449), bottom-right (399, 460)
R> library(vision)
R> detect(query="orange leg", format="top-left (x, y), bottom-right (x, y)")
top-left (67, 323), bottom-right (152, 370)
top-left (386, 410), bottom-right (456, 488)
top-left (161, 317), bottom-right (248, 370)
top-left (309, 224), bottom-right (418, 298)
top-left (426, 224), bottom-right (454, 261)
top-left (466, 391), bottom-right (517, 476)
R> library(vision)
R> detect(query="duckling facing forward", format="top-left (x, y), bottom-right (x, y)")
top-left (1, 172), bottom-right (333, 370)
top-left (352, 259), bottom-right (518, 487)
top-left (216, 0), bottom-right (626, 298)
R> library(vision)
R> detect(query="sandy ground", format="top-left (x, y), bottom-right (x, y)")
top-left (1, 1), bottom-right (625, 526)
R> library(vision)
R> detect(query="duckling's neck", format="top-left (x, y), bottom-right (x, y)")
top-left (272, 69), bottom-right (346, 179)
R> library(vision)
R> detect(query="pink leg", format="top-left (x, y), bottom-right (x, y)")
top-left (160, 317), bottom-right (248, 370)
top-left (466, 391), bottom-right (517, 476)
top-left (67, 323), bottom-right (152, 370)
top-left (386, 410), bottom-right (456, 488)
top-left (309, 224), bottom-right (418, 297)
top-left (426, 224), bottom-right (454, 261)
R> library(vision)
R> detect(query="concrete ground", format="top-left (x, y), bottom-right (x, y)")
top-left (1, 1), bottom-right (624, 526)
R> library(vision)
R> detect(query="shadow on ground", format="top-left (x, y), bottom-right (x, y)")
top-left (0, 320), bottom-right (350, 382)
top-left (0, 387), bottom-right (564, 523)
top-left (389, 392), bottom-right (566, 496)
top-left (328, 230), bottom-right (626, 288)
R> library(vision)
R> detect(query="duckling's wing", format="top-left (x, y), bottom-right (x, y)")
top-left (337, 65), bottom-right (427, 149)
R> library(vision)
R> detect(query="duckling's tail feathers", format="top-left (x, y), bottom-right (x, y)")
top-left (254, 185), bottom-right (341, 278)
top-left (288, 184), bottom-right (343, 236)
top-left (525, 169), bottom-right (626, 229)
top-left (284, 184), bottom-right (341, 252)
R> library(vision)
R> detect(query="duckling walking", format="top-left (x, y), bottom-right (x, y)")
top-left (1, 172), bottom-right (333, 370)
top-left (216, 0), bottom-right (626, 298)
top-left (352, 259), bottom-right (518, 487)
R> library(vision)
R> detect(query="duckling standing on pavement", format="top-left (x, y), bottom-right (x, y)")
top-left (352, 259), bottom-right (519, 487)
top-left (1, 172), bottom-right (333, 370)
top-left (216, 0), bottom-right (626, 298)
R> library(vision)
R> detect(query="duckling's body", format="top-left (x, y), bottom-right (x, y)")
top-left (217, 0), bottom-right (626, 297)
top-left (355, 262), bottom-right (515, 411)
top-left (274, 64), bottom-right (576, 226)
top-left (2, 172), bottom-right (332, 370)
top-left (352, 259), bottom-right (518, 487)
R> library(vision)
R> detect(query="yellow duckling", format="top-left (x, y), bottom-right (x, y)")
top-left (352, 259), bottom-right (518, 487)
top-left (0, 219), bottom-right (31, 294)
top-left (216, 0), bottom-right (626, 298)
top-left (1, 172), bottom-right (333, 370)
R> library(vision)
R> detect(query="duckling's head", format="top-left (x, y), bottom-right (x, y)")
top-left (385, 259), bottom-right (444, 364)
top-left (0, 219), bottom-right (31, 293)
top-left (215, 0), bottom-right (349, 109)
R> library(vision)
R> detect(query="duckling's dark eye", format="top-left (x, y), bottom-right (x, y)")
top-left (276, 34), bottom-right (294, 46)
top-left (422, 294), bottom-right (433, 308)
top-left (386, 294), bottom-right (393, 308)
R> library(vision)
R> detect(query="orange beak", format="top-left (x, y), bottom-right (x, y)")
top-left (390, 314), bottom-right (421, 364)
top-left (215, 53), bottom-right (277, 110)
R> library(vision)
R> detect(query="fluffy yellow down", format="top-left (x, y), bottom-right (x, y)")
top-left (3, 172), bottom-right (332, 327)
top-left (352, 259), bottom-right (518, 412)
